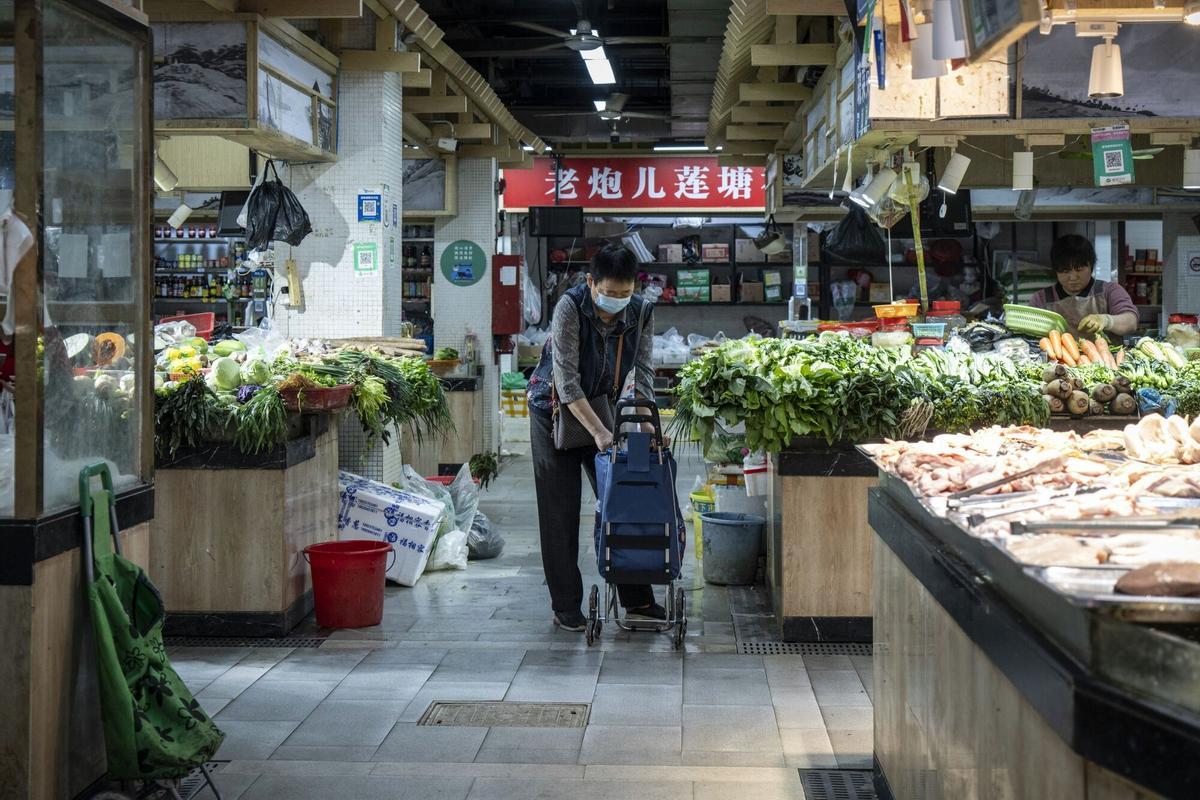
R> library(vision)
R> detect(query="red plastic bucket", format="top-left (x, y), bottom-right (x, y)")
top-left (303, 541), bottom-right (394, 628)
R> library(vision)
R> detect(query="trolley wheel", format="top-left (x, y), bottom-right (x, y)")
top-left (673, 588), bottom-right (687, 651)
top-left (586, 618), bottom-right (595, 646)
top-left (587, 585), bottom-right (600, 645)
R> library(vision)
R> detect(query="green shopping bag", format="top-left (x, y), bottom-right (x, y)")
top-left (81, 464), bottom-right (224, 780)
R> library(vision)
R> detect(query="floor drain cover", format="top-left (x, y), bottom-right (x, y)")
top-left (798, 769), bottom-right (876, 800)
top-left (739, 641), bottom-right (805, 655)
top-left (798, 642), bottom-right (874, 657)
top-left (165, 637), bottom-right (325, 649)
top-left (178, 762), bottom-right (228, 800)
top-left (418, 702), bottom-right (590, 728)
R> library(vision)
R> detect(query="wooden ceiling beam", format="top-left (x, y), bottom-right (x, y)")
top-left (731, 106), bottom-right (797, 124)
top-left (766, 0), bottom-right (845, 14)
top-left (751, 43), bottom-right (836, 67)
top-left (199, 0), bottom-right (237, 12)
top-left (403, 69), bottom-right (432, 88)
top-left (458, 141), bottom-right (517, 159)
top-left (340, 49), bottom-right (421, 72)
top-left (719, 154), bottom-right (768, 168)
top-left (375, 14), bottom-right (398, 51)
top-left (239, 0), bottom-right (361, 16)
top-left (739, 83), bottom-right (812, 103)
top-left (727, 124), bottom-right (787, 141)
top-left (406, 95), bottom-right (469, 114)
top-left (433, 122), bottom-right (493, 141)
top-left (721, 141), bottom-right (779, 155)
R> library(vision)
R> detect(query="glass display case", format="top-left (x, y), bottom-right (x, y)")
top-left (1, 0), bottom-right (153, 521)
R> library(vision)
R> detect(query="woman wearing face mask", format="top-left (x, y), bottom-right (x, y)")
top-left (1028, 234), bottom-right (1138, 338)
top-left (527, 244), bottom-right (663, 631)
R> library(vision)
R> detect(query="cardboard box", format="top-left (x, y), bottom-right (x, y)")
top-left (676, 268), bottom-right (711, 287)
top-left (701, 243), bottom-right (730, 263)
top-left (658, 244), bottom-right (683, 263)
top-left (676, 285), bottom-right (711, 303)
top-left (337, 472), bottom-right (447, 587)
top-left (869, 283), bottom-right (892, 303)
top-left (735, 239), bottom-right (762, 263)
top-left (767, 248), bottom-right (793, 263)
top-left (711, 282), bottom-right (732, 303)
top-left (741, 281), bottom-right (764, 303)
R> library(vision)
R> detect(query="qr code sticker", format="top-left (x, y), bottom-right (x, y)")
top-left (1103, 149), bottom-right (1125, 173)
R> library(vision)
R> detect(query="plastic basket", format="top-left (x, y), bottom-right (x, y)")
top-left (911, 322), bottom-right (946, 339)
top-left (160, 312), bottom-right (215, 341)
top-left (1003, 304), bottom-right (1067, 337)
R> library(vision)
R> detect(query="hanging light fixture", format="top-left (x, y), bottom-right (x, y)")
top-left (1012, 151), bottom-right (1034, 191)
top-left (1184, 149), bottom-right (1200, 190)
top-left (850, 166), bottom-right (898, 209)
top-left (911, 23), bottom-right (947, 80)
top-left (154, 152), bottom-right (178, 192)
top-left (1088, 35), bottom-right (1124, 98)
top-left (931, 0), bottom-right (967, 60)
top-left (937, 149), bottom-right (971, 194)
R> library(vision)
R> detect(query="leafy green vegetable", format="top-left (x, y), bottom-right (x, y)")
top-left (154, 375), bottom-right (229, 458)
top-left (434, 347), bottom-right (460, 361)
top-left (232, 384), bottom-right (288, 454)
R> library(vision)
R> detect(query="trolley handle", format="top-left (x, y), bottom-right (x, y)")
top-left (614, 399), bottom-right (663, 446)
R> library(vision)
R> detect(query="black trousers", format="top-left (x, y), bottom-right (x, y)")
top-left (530, 410), bottom-right (655, 614)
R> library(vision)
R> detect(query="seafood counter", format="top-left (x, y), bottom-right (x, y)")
top-left (864, 416), bottom-right (1200, 800)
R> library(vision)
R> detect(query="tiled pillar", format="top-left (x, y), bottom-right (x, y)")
top-left (275, 70), bottom-right (406, 481)
top-left (433, 157), bottom-right (500, 454)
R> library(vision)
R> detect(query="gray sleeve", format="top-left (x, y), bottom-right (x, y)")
top-left (633, 305), bottom-right (655, 401)
top-left (550, 297), bottom-right (586, 404)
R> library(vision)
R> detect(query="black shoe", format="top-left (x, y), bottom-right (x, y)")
top-left (553, 610), bottom-right (587, 632)
top-left (626, 603), bottom-right (667, 621)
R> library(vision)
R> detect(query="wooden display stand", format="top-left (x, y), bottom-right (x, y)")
top-left (404, 376), bottom-right (483, 476)
top-left (149, 417), bottom-right (340, 637)
top-left (769, 441), bottom-right (876, 642)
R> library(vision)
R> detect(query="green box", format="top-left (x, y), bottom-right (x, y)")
top-left (676, 285), bottom-right (711, 303)
top-left (676, 268), bottom-right (711, 288)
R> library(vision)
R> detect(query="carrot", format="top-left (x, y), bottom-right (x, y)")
top-left (1116, 349), bottom-right (1126, 366)
top-left (1080, 339), bottom-right (1102, 364)
top-left (1048, 330), bottom-right (1064, 361)
top-left (1060, 350), bottom-right (1077, 367)
top-left (1078, 354), bottom-right (1091, 365)
top-left (1039, 337), bottom-right (1052, 355)
top-left (1095, 337), bottom-right (1116, 368)
top-left (1061, 332), bottom-right (1081, 362)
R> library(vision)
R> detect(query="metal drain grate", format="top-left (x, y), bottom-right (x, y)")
top-left (800, 642), bottom-right (873, 657)
top-left (418, 702), bottom-right (590, 728)
top-left (739, 641), bottom-right (806, 655)
top-left (165, 636), bottom-right (325, 648)
top-left (798, 769), bottom-right (876, 800)
top-left (178, 762), bottom-right (228, 800)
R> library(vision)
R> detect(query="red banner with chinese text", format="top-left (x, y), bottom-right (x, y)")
top-left (501, 156), bottom-right (766, 212)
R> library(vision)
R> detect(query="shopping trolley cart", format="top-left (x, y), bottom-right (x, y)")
top-left (587, 400), bottom-right (688, 650)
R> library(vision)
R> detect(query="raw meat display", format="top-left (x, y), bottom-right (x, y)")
top-left (1115, 562), bottom-right (1200, 597)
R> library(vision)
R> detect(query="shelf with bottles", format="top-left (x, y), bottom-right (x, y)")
top-left (402, 223), bottom-right (436, 240)
top-left (154, 272), bottom-right (262, 304)
top-left (401, 242), bottom-right (436, 271)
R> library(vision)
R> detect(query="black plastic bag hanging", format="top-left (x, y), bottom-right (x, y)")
top-left (820, 205), bottom-right (887, 266)
top-left (244, 160), bottom-right (312, 252)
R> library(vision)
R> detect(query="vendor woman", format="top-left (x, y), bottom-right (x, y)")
top-left (1028, 234), bottom-right (1138, 337)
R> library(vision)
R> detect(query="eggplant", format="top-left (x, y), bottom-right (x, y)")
top-left (1092, 383), bottom-right (1116, 403)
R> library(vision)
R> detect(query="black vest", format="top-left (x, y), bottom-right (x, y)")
top-left (527, 283), bottom-right (647, 417)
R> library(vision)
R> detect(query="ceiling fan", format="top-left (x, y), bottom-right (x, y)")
top-left (537, 93), bottom-right (671, 122)
top-left (505, 18), bottom-right (669, 52)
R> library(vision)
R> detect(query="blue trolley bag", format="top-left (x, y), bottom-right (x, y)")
top-left (594, 401), bottom-right (685, 584)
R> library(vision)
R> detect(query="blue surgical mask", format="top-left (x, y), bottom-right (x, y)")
top-left (594, 292), bottom-right (631, 314)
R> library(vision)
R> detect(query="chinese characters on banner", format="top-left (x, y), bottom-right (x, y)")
top-left (502, 157), bottom-right (767, 211)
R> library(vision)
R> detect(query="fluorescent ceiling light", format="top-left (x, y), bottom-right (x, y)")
top-left (584, 57), bottom-right (615, 85)
top-left (653, 144), bottom-right (709, 152)
top-left (1186, 0), bottom-right (1200, 24)
top-left (581, 44), bottom-right (606, 61)
top-left (1012, 151), bottom-right (1034, 191)
top-left (593, 99), bottom-right (607, 111)
top-left (522, 144), bottom-right (552, 152)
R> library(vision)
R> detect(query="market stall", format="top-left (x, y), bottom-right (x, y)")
top-left (863, 417), bottom-right (1200, 798)
top-left (147, 331), bottom-right (450, 635)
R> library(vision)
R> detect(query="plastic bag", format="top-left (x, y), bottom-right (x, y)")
top-left (467, 512), bottom-right (505, 560)
top-left (524, 268), bottom-right (542, 325)
top-left (244, 161), bottom-right (312, 251)
top-left (831, 280), bottom-right (857, 321)
top-left (501, 371), bottom-right (528, 391)
top-left (395, 467), bottom-right (454, 540)
top-left (426, 529), bottom-right (468, 571)
top-left (821, 206), bottom-right (886, 266)
top-left (0, 387), bottom-right (11, 434)
top-left (445, 463), bottom-right (480, 533)
top-left (233, 317), bottom-right (291, 362)
top-left (653, 327), bottom-right (689, 366)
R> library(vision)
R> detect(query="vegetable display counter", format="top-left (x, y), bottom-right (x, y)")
top-left (404, 375), bottom-right (483, 476)
top-left (149, 416), bottom-right (339, 636)
top-left (868, 475), bottom-right (1200, 800)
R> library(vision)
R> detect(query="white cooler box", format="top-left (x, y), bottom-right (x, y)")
top-left (337, 471), bottom-right (447, 586)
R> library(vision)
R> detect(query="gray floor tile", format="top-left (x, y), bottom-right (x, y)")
top-left (192, 771), bottom-right (258, 800)
top-left (773, 696), bottom-right (826, 730)
top-left (284, 700), bottom-right (405, 747)
top-left (258, 651), bottom-right (367, 683)
top-left (762, 656), bottom-right (811, 689)
top-left (828, 727), bottom-right (873, 769)
top-left (197, 665), bottom-right (276, 700)
top-left (474, 746), bottom-right (583, 765)
top-left (520, 649), bottom-right (605, 668)
top-left (481, 727), bottom-right (584, 750)
top-left (681, 705), bottom-right (781, 753)
top-left (588, 684), bottom-right (683, 726)
top-left (270, 745), bottom-right (378, 761)
top-left (216, 680), bottom-right (336, 722)
top-left (375, 723), bottom-right (489, 762)
top-left (682, 653), bottom-right (763, 672)
top-left (400, 682), bottom-right (511, 722)
top-left (693, 779), bottom-right (804, 800)
top-left (820, 705), bottom-right (873, 731)
top-left (802, 654), bottom-right (854, 671)
top-left (430, 648), bottom-right (526, 682)
top-left (215, 720), bottom-right (300, 760)
top-left (505, 665), bottom-right (599, 702)
top-left (240, 775), bottom-right (472, 800)
top-left (329, 663), bottom-right (436, 701)
top-left (781, 728), bottom-right (839, 769)
top-left (580, 725), bottom-right (681, 762)
top-left (680, 750), bottom-right (785, 767)
top-left (597, 654), bottom-right (683, 685)
top-left (810, 669), bottom-right (866, 695)
top-left (466, 779), bottom-right (692, 800)
top-left (684, 668), bottom-right (773, 706)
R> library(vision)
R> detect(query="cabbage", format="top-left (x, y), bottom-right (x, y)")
top-left (213, 357), bottom-right (243, 391)
top-left (241, 359), bottom-right (270, 386)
